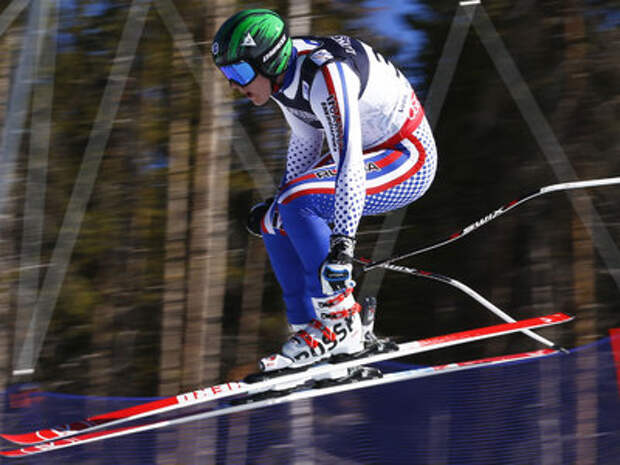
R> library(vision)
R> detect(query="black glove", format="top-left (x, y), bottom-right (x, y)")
top-left (319, 235), bottom-right (356, 295)
top-left (246, 197), bottom-right (273, 237)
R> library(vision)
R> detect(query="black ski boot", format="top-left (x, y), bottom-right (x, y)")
top-left (360, 296), bottom-right (398, 354)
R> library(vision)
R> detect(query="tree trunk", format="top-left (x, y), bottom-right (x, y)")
top-left (181, 0), bottom-right (232, 391)
top-left (234, 240), bottom-right (267, 370)
top-left (572, 197), bottom-right (598, 465)
top-left (159, 45), bottom-right (192, 396)
top-left (558, 2), bottom-right (598, 462)
top-left (0, 13), bottom-right (17, 394)
top-left (161, 5), bottom-right (234, 464)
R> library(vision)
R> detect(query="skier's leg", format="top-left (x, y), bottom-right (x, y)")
top-left (259, 197), bottom-right (359, 363)
top-left (276, 202), bottom-right (331, 299)
top-left (260, 114), bottom-right (437, 371)
top-left (262, 232), bottom-right (316, 325)
top-left (362, 116), bottom-right (437, 215)
top-left (260, 200), bottom-right (364, 371)
top-left (257, 199), bottom-right (318, 325)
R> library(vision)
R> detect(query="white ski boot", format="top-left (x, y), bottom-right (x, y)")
top-left (259, 289), bottom-right (364, 372)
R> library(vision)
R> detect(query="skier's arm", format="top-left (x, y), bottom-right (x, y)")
top-left (309, 61), bottom-right (365, 238)
top-left (277, 104), bottom-right (325, 186)
top-left (309, 61), bottom-right (364, 295)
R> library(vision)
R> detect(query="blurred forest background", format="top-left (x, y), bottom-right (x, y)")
top-left (0, 0), bottom-right (618, 398)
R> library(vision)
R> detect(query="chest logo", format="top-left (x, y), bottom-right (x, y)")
top-left (310, 49), bottom-right (334, 66)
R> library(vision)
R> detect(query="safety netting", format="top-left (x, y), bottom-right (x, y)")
top-left (1, 337), bottom-right (619, 464)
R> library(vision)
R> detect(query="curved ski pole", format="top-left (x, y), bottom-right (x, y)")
top-left (364, 176), bottom-right (620, 271)
top-left (361, 259), bottom-right (565, 351)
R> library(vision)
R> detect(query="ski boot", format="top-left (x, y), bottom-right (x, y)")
top-left (242, 292), bottom-right (394, 400)
top-left (359, 296), bottom-right (398, 355)
top-left (242, 289), bottom-right (364, 397)
top-left (258, 288), bottom-right (364, 373)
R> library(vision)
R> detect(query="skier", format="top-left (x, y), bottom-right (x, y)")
top-left (212, 9), bottom-right (437, 373)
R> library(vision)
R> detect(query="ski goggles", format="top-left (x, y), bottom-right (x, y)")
top-left (218, 61), bottom-right (257, 87)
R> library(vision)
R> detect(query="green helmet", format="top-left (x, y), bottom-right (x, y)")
top-left (211, 9), bottom-right (292, 79)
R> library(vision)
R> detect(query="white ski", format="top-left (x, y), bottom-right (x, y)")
top-left (0, 348), bottom-right (561, 458)
top-left (0, 312), bottom-right (572, 451)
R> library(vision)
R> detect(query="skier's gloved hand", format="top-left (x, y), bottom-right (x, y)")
top-left (320, 234), bottom-right (356, 295)
top-left (246, 197), bottom-right (273, 237)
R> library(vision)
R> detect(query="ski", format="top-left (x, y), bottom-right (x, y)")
top-left (0, 348), bottom-right (560, 458)
top-left (0, 312), bottom-right (572, 447)
top-left (0, 381), bottom-right (246, 446)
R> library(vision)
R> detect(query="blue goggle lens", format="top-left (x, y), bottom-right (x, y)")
top-left (219, 61), bottom-right (257, 86)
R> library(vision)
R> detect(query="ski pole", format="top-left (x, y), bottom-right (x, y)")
top-left (364, 176), bottom-right (620, 271)
top-left (360, 259), bottom-right (565, 350)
